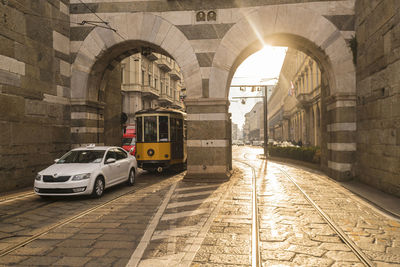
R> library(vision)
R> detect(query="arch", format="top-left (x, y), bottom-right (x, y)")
top-left (71, 12), bottom-right (202, 103)
top-left (209, 5), bottom-right (355, 99)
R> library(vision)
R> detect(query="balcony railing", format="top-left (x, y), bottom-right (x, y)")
top-left (142, 85), bottom-right (160, 98)
top-left (145, 52), bottom-right (158, 61)
top-left (159, 92), bottom-right (173, 103)
top-left (157, 58), bottom-right (172, 72)
top-left (296, 92), bottom-right (312, 107)
top-left (169, 69), bottom-right (181, 80)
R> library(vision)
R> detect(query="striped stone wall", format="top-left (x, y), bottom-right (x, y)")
top-left (326, 95), bottom-right (357, 180)
top-left (185, 99), bottom-right (231, 180)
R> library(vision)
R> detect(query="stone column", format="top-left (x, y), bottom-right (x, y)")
top-left (184, 98), bottom-right (231, 181)
top-left (326, 94), bottom-right (356, 181)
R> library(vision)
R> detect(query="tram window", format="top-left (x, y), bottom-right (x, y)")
top-left (177, 119), bottom-right (183, 140)
top-left (159, 116), bottom-right (169, 142)
top-left (144, 116), bottom-right (157, 142)
top-left (170, 118), bottom-right (176, 141)
top-left (137, 117), bottom-right (142, 142)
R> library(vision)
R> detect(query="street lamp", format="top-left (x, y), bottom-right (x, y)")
top-left (230, 77), bottom-right (278, 157)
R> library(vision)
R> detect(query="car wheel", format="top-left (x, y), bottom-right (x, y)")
top-left (92, 177), bottom-right (104, 198)
top-left (127, 168), bottom-right (135, 186)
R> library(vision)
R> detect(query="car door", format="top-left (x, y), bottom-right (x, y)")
top-left (115, 148), bottom-right (130, 182)
top-left (103, 150), bottom-right (119, 185)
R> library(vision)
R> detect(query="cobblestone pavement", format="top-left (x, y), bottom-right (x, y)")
top-left (0, 146), bottom-right (399, 266)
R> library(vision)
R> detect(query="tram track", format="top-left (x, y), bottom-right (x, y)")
top-left (235, 149), bottom-right (375, 267)
top-left (0, 183), bottom-right (150, 257)
top-left (0, 191), bottom-right (36, 204)
top-left (233, 153), bottom-right (261, 267)
top-left (276, 166), bottom-right (375, 267)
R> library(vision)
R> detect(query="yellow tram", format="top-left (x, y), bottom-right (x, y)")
top-left (135, 108), bottom-right (187, 172)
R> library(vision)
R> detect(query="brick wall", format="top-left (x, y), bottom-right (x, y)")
top-left (0, 0), bottom-right (71, 192)
top-left (355, 0), bottom-right (400, 196)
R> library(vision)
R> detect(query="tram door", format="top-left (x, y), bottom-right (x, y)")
top-left (170, 117), bottom-right (184, 160)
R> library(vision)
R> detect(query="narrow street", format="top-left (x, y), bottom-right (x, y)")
top-left (0, 146), bottom-right (399, 266)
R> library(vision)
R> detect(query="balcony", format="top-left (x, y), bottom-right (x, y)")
top-left (169, 69), bottom-right (181, 80)
top-left (145, 52), bottom-right (158, 61)
top-left (296, 92), bottom-right (312, 107)
top-left (121, 83), bottom-right (142, 92)
top-left (158, 92), bottom-right (173, 104)
top-left (142, 85), bottom-right (160, 98)
top-left (157, 58), bottom-right (172, 72)
top-left (171, 98), bottom-right (184, 109)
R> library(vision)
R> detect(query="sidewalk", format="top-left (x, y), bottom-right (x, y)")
top-left (268, 156), bottom-right (400, 220)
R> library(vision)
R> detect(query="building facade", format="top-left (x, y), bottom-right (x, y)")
top-left (268, 48), bottom-right (322, 147)
top-left (121, 53), bottom-right (185, 126)
top-left (243, 101), bottom-right (264, 144)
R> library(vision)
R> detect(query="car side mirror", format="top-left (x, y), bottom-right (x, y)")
top-left (106, 158), bottom-right (116, 164)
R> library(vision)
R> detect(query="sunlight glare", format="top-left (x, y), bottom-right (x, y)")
top-left (229, 45), bottom-right (287, 129)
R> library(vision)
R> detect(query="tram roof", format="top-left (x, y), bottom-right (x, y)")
top-left (135, 107), bottom-right (186, 116)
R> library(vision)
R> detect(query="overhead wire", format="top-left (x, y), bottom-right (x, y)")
top-left (77, 0), bottom-right (127, 41)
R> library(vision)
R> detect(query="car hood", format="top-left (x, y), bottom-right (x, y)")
top-left (39, 163), bottom-right (100, 176)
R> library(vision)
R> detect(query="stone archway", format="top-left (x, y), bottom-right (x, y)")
top-left (70, 13), bottom-right (202, 145)
top-left (188, 5), bottom-right (356, 181)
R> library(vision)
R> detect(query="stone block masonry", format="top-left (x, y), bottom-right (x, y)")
top-left (355, 0), bottom-right (400, 196)
top-left (0, 0), bottom-right (71, 192)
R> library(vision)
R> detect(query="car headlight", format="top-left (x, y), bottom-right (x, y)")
top-left (71, 173), bottom-right (91, 181)
top-left (35, 174), bottom-right (41, 181)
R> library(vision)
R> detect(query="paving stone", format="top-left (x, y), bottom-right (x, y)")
top-left (325, 251), bottom-right (360, 262)
top-left (53, 256), bottom-right (91, 266)
top-left (93, 240), bottom-right (137, 249)
top-left (105, 248), bottom-right (134, 258)
top-left (48, 247), bottom-right (92, 257)
top-left (86, 248), bottom-right (110, 257)
top-left (19, 256), bottom-right (59, 265)
top-left (10, 246), bottom-right (52, 256)
top-left (285, 244), bottom-right (326, 257)
top-left (260, 250), bottom-right (296, 261)
top-left (319, 242), bottom-right (351, 251)
top-left (57, 239), bottom-right (96, 248)
top-left (208, 253), bottom-right (250, 265)
top-left (0, 255), bottom-right (27, 265)
top-left (292, 254), bottom-right (334, 266)
top-left (84, 257), bottom-right (117, 267)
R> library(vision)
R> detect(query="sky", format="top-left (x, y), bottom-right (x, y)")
top-left (228, 46), bottom-right (288, 129)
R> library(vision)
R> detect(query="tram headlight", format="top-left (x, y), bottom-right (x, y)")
top-left (147, 149), bottom-right (155, 157)
top-left (35, 174), bottom-right (41, 181)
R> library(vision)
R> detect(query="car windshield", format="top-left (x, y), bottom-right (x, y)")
top-left (57, 150), bottom-right (106, 164)
top-left (122, 137), bottom-right (136, 146)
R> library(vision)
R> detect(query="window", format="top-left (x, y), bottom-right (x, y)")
top-left (141, 70), bottom-right (145, 85)
top-left (115, 148), bottom-right (128, 160)
top-left (144, 116), bottom-right (157, 142)
top-left (57, 150), bottom-right (105, 164)
top-left (105, 150), bottom-right (116, 162)
top-left (159, 116), bottom-right (169, 142)
top-left (170, 118), bottom-right (176, 141)
top-left (148, 74), bottom-right (152, 86)
top-left (136, 117), bottom-right (142, 142)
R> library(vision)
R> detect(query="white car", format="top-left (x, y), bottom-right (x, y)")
top-left (34, 145), bottom-right (138, 198)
